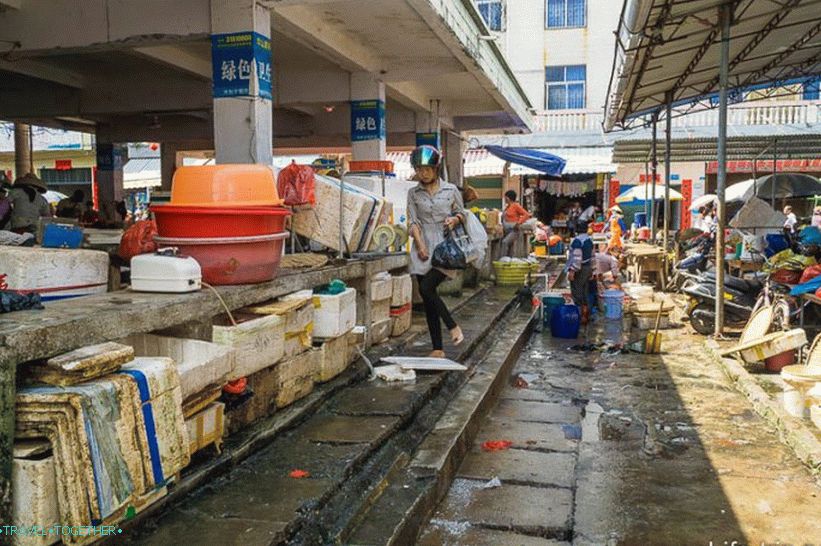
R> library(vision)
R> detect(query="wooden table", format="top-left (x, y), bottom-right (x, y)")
top-left (623, 244), bottom-right (667, 290)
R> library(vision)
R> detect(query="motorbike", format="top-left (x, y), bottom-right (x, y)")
top-left (671, 229), bottom-right (715, 291)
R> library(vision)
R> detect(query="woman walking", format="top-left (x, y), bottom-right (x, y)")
top-left (406, 145), bottom-right (466, 358)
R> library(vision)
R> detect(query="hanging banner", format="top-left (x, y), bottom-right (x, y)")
top-left (608, 178), bottom-right (620, 208)
top-left (415, 132), bottom-right (440, 148)
top-left (350, 100), bottom-right (386, 142)
top-left (211, 32), bottom-right (272, 99)
top-left (680, 179), bottom-right (693, 230)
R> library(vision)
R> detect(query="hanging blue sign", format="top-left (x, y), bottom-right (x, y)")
top-left (415, 132), bottom-right (440, 148)
top-left (350, 100), bottom-right (386, 142)
top-left (211, 32), bottom-right (272, 99)
top-left (96, 144), bottom-right (125, 171)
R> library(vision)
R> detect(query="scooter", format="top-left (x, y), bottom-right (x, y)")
top-left (682, 272), bottom-right (764, 335)
top-left (671, 230), bottom-right (715, 291)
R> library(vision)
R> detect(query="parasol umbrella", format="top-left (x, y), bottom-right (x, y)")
top-left (746, 173), bottom-right (821, 200)
top-left (44, 190), bottom-right (67, 205)
top-left (616, 183), bottom-right (682, 204)
top-left (689, 179), bottom-right (755, 211)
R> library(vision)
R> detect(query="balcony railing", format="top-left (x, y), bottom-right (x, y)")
top-left (533, 101), bottom-right (821, 133)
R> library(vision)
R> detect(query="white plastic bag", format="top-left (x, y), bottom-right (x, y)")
top-left (463, 210), bottom-right (488, 265)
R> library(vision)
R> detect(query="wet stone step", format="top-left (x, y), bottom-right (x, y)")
top-left (419, 525), bottom-right (570, 546)
top-left (329, 377), bottom-right (438, 416)
top-left (432, 478), bottom-right (573, 538)
top-left (475, 417), bottom-right (579, 453)
top-left (300, 414), bottom-right (401, 444)
top-left (493, 399), bottom-right (581, 424)
top-left (457, 447), bottom-right (577, 489)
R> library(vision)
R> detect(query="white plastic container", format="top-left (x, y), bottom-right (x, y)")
top-left (739, 329), bottom-right (807, 364)
top-left (391, 274), bottom-right (412, 307)
top-left (130, 253), bottom-right (202, 293)
top-left (212, 313), bottom-right (285, 379)
top-left (311, 288), bottom-right (357, 339)
top-left (123, 334), bottom-right (236, 400)
top-left (371, 272), bottom-right (393, 302)
top-left (0, 247), bottom-right (108, 302)
top-left (13, 441), bottom-right (59, 546)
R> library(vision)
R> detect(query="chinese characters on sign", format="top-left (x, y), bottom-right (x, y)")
top-left (350, 100), bottom-right (386, 142)
top-left (211, 32), bottom-right (272, 99)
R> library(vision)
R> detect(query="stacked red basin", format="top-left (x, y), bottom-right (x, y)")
top-left (151, 165), bottom-right (290, 285)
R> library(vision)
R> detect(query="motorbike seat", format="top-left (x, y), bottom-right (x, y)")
top-left (703, 272), bottom-right (757, 292)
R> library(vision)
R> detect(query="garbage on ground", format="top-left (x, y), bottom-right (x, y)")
top-left (375, 365), bottom-right (416, 382)
top-left (481, 440), bottom-right (513, 452)
top-left (482, 477), bottom-right (502, 489)
top-left (289, 469), bottom-right (310, 479)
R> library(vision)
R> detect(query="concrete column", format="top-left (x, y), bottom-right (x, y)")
top-left (95, 141), bottom-right (126, 205)
top-left (443, 130), bottom-right (466, 187)
top-left (13, 122), bottom-right (32, 179)
top-left (349, 72), bottom-right (386, 161)
top-left (211, 0), bottom-right (273, 165)
top-left (160, 142), bottom-right (178, 191)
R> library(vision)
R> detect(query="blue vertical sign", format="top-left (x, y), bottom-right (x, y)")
top-left (415, 132), bottom-right (440, 148)
top-left (211, 32), bottom-right (272, 99)
top-left (96, 144), bottom-right (125, 171)
top-left (350, 100), bottom-right (386, 142)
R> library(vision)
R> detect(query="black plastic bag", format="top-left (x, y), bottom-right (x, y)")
top-left (0, 291), bottom-right (44, 313)
top-left (432, 230), bottom-right (467, 270)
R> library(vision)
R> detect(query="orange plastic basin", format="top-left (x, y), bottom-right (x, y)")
top-left (171, 165), bottom-right (284, 207)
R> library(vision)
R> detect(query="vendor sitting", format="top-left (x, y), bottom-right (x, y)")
top-left (501, 190), bottom-right (531, 257)
top-left (594, 246), bottom-right (622, 308)
top-left (567, 220), bottom-right (594, 324)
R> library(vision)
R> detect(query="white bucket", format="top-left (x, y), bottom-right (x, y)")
top-left (782, 380), bottom-right (809, 418)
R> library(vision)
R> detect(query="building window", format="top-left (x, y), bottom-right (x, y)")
top-left (804, 78), bottom-right (820, 101)
top-left (477, 0), bottom-right (504, 31)
top-left (546, 0), bottom-right (586, 28)
top-left (545, 65), bottom-right (586, 109)
top-left (39, 167), bottom-right (93, 186)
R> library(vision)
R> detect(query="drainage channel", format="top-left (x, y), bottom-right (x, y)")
top-left (120, 287), bottom-right (525, 545)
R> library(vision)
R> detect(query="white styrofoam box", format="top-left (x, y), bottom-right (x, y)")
top-left (186, 402), bottom-right (225, 456)
top-left (390, 274), bottom-right (412, 307)
top-left (212, 313), bottom-right (285, 379)
top-left (130, 254), bottom-right (201, 293)
top-left (13, 442), bottom-right (59, 546)
top-left (123, 334), bottom-right (236, 400)
top-left (390, 307), bottom-right (412, 337)
top-left (314, 330), bottom-right (354, 383)
top-left (371, 317), bottom-right (392, 345)
top-left (344, 175), bottom-right (416, 225)
top-left (371, 298), bottom-right (391, 324)
top-left (311, 288), bottom-right (357, 339)
top-left (0, 247), bottom-right (108, 302)
top-left (371, 272), bottom-right (393, 302)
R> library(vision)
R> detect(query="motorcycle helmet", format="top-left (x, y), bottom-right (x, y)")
top-left (410, 145), bottom-right (442, 169)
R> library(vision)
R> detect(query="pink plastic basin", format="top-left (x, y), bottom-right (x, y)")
top-left (152, 205), bottom-right (290, 238)
top-left (154, 232), bottom-right (288, 286)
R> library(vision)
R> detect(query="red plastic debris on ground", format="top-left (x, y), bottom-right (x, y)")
top-left (222, 378), bottom-right (247, 395)
top-left (514, 376), bottom-right (529, 389)
top-left (289, 469), bottom-right (310, 479)
top-left (481, 440), bottom-right (513, 452)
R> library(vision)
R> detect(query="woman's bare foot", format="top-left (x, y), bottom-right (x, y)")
top-left (450, 326), bottom-right (464, 346)
top-left (429, 350), bottom-right (446, 358)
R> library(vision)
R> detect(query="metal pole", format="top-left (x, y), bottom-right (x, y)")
top-left (339, 173), bottom-right (346, 260)
top-left (771, 137), bottom-right (777, 208)
top-left (650, 112), bottom-right (659, 241)
top-left (13, 123), bottom-right (31, 179)
top-left (663, 97), bottom-right (672, 252)
top-left (715, 3), bottom-right (732, 336)
top-left (643, 161), bottom-right (650, 223)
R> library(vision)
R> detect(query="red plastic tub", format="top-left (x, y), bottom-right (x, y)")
top-left (765, 350), bottom-right (796, 373)
top-left (154, 232), bottom-right (288, 285)
top-left (152, 205), bottom-right (290, 238)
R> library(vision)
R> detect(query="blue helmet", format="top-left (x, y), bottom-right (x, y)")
top-left (410, 145), bottom-right (442, 168)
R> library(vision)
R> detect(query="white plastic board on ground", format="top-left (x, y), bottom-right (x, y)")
top-left (380, 356), bottom-right (467, 371)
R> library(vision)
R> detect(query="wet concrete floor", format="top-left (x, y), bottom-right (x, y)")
top-left (420, 313), bottom-right (821, 545)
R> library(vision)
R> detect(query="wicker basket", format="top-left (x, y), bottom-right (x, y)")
top-left (493, 261), bottom-right (535, 286)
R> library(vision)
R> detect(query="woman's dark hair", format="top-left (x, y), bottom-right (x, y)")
top-left (504, 190), bottom-right (517, 201)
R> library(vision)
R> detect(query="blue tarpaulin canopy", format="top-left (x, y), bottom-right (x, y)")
top-left (483, 145), bottom-right (566, 177)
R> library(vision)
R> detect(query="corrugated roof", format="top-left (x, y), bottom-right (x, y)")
top-left (604, 0), bottom-right (821, 130)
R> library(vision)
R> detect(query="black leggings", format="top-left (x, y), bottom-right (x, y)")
top-left (416, 269), bottom-right (457, 351)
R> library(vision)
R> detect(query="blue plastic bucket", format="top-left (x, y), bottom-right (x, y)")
top-left (541, 294), bottom-right (565, 327)
top-left (551, 304), bottom-right (581, 339)
top-left (635, 212), bottom-right (648, 227)
top-left (603, 290), bottom-right (625, 320)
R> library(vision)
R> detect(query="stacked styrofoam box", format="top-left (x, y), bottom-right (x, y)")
top-left (302, 288), bottom-right (356, 339)
top-left (212, 313), bottom-right (284, 379)
top-left (185, 402), bottom-right (225, 456)
top-left (314, 330), bottom-right (356, 383)
top-left (1, 247), bottom-right (108, 303)
top-left (390, 274), bottom-right (412, 337)
top-left (273, 348), bottom-right (320, 408)
top-left (371, 272), bottom-right (393, 344)
top-left (13, 442), bottom-right (59, 546)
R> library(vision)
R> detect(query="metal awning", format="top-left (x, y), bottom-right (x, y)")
top-left (605, 0), bottom-right (821, 131)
